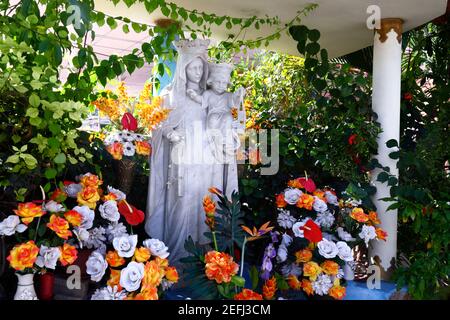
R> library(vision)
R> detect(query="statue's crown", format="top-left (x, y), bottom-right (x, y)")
top-left (174, 39), bottom-right (210, 56)
top-left (208, 63), bottom-right (234, 80)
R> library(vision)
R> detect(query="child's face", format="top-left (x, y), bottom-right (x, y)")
top-left (210, 79), bottom-right (228, 94)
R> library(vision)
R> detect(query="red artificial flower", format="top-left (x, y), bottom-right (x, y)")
top-left (63, 180), bottom-right (75, 186)
top-left (297, 178), bottom-right (316, 193)
top-left (301, 220), bottom-right (323, 243)
top-left (403, 92), bottom-right (413, 101)
top-left (121, 112), bottom-right (138, 131)
top-left (348, 134), bottom-right (358, 145)
top-left (118, 200), bottom-right (145, 226)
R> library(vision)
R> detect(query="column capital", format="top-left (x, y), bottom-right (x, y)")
top-left (375, 18), bottom-right (404, 44)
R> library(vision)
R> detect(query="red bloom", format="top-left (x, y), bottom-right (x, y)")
top-left (403, 92), bottom-right (413, 101)
top-left (301, 220), bottom-right (323, 243)
top-left (121, 112), bottom-right (138, 131)
top-left (63, 180), bottom-right (75, 186)
top-left (118, 200), bottom-right (144, 226)
top-left (297, 178), bottom-right (316, 193)
top-left (348, 134), bottom-right (358, 145)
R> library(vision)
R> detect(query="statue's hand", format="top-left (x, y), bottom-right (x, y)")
top-left (167, 130), bottom-right (184, 144)
top-left (186, 89), bottom-right (202, 103)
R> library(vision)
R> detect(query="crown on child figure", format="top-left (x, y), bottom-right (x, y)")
top-left (174, 39), bottom-right (210, 57)
top-left (208, 63), bottom-right (234, 80)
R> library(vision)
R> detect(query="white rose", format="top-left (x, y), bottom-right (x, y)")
top-left (291, 218), bottom-right (310, 238)
top-left (359, 225), bottom-right (377, 245)
top-left (44, 200), bottom-right (65, 213)
top-left (64, 183), bottom-right (82, 198)
top-left (120, 261), bottom-right (145, 292)
top-left (337, 227), bottom-right (356, 242)
top-left (317, 239), bottom-right (339, 259)
top-left (73, 205), bottom-right (95, 229)
top-left (74, 227), bottom-right (90, 246)
top-left (313, 197), bottom-right (328, 213)
top-left (86, 251), bottom-right (108, 282)
top-left (107, 186), bottom-right (126, 201)
top-left (283, 188), bottom-right (303, 205)
top-left (143, 238), bottom-right (170, 259)
top-left (336, 241), bottom-right (354, 262)
top-left (0, 215), bottom-right (27, 236)
top-left (276, 245), bottom-right (288, 263)
top-left (99, 200), bottom-right (120, 222)
top-left (35, 246), bottom-right (61, 270)
top-left (325, 191), bottom-right (339, 206)
top-left (113, 235), bottom-right (138, 258)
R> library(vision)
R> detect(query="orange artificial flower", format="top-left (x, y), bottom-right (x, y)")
top-left (47, 214), bottom-right (72, 239)
top-left (135, 285), bottom-right (158, 300)
top-left (59, 243), bottom-right (78, 266)
top-left (329, 284), bottom-right (346, 300)
top-left (204, 251), bottom-right (239, 284)
top-left (301, 279), bottom-right (314, 296)
top-left (134, 247), bottom-right (151, 263)
top-left (107, 269), bottom-right (122, 290)
top-left (208, 187), bottom-right (222, 196)
top-left (165, 266), bottom-right (179, 283)
top-left (7, 241), bottom-right (39, 271)
top-left (295, 249), bottom-right (313, 263)
top-left (203, 195), bottom-right (216, 216)
top-left (77, 186), bottom-right (100, 209)
top-left (14, 202), bottom-right (46, 225)
top-left (287, 275), bottom-right (302, 290)
top-left (80, 173), bottom-right (102, 188)
top-left (313, 190), bottom-right (327, 202)
top-left (287, 178), bottom-right (303, 189)
top-left (350, 208), bottom-right (369, 223)
top-left (375, 228), bottom-right (388, 241)
top-left (303, 261), bottom-right (322, 281)
top-left (234, 289), bottom-right (263, 300)
top-left (50, 188), bottom-right (67, 202)
top-left (103, 193), bottom-right (118, 201)
top-left (321, 260), bottom-right (339, 275)
top-left (296, 193), bottom-right (315, 210)
top-left (142, 260), bottom-right (165, 288)
top-left (275, 193), bottom-right (287, 208)
top-left (135, 141), bottom-right (152, 156)
top-left (262, 276), bottom-right (277, 300)
top-left (64, 210), bottom-right (82, 227)
top-left (369, 211), bottom-right (381, 225)
top-left (106, 142), bottom-right (124, 160)
top-left (241, 221), bottom-right (274, 241)
top-left (106, 250), bottom-right (126, 268)
top-left (154, 256), bottom-right (169, 269)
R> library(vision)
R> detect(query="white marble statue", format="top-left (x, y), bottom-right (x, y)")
top-left (145, 40), bottom-right (240, 266)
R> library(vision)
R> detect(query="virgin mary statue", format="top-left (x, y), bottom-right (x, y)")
top-left (145, 39), bottom-right (217, 265)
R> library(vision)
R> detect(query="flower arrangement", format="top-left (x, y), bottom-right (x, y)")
top-left (265, 176), bottom-right (388, 299)
top-left (91, 82), bottom-right (169, 161)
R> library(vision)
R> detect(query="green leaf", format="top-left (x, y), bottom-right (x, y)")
top-left (26, 107), bottom-right (39, 118)
top-left (29, 94), bottom-right (40, 107)
top-left (29, 117), bottom-right (42, 126)
top-left (308, 29), bottom-right (320, 42)
top-left (250, 266), bottom-right (259, 290)
top-left (386, 139), bottom-right (398, 148)
top-left (131, 22), bottom-right (141, 33)
top-left (122, 24), bottom-right (130, 33)
top-left (106, 17), bottom-right (117, 29)
top-left (44, 168), bottom-right (57, 179)
top-left (231, 275), bottom-right (245, 287)
top-left (305, 42), bottom-right (320, 55)
top-left (54, 153), bottom-right (66, 164)
top-left (377, 172), bottom-right (389, 183)
top-left (160, 5), bottom-right (170, 17)
top-left (6, 155), bottom-right (20, 164)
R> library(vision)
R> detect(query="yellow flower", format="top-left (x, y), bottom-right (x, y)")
top-left (14, 202), bottom-right (46, 225)
top-left (296, 193), bottom-right (315, 210)
top-left (59, 243), bottom-right (78, 266)
top-left (135, 141), bottom-right (152, 156)
top-left (47, 214), bottom-right (72, 239)
top-left (106, 250), bottom-right (126, 267)
top-left (76, 186), bottom-right (100, 209)
top-left (295, 249), bottom-right (312, 263)
top-left (134, 247), bottom-right (151, 263)
top-left (134, 285), bottom-right (158, 300)
top-left (142, 260), bottom-right (165, 288)
top-left (303, 261), bottom-right (322, 281)
top-left (7, 241), bottom-right (39, 271)
top-left (350, 208), bottom-right (369, 223)
top-left (321, 260), bottom-right (339, 275)
top-left (329, 284), bottom-right (346, 300)
top-left (165, 266), bottom-right (179, 283)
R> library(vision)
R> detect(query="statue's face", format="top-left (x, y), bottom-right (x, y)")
top-left (186, 58), bottom-right (204, 83)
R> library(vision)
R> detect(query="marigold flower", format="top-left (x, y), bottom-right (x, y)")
top-left (296, 193), bottom-right (315, 210)
top-left (234, 289), bottom-right (263, 300)
top-left (301, 279), bottom-right (314, 296)
top-left (135, 141), bottom-right (152, 156)
top-left (350, 208), bottom-right (369, 223)
top-left (7, 241), bottom-right (39, 271)
top-left (375, 228), bottom-right (388, 241)
top-left (142, 260), bottom-right (165, 288)
top-left (368, 211), bottom-right (381, 225)
top-left (303, 261), bottom-right (322, 281)
top-left (47, 214), bottom-right (72, 239)
top-left (295, 249), bottom-right (313, 263)
top-left (106, 142), bottom-right (124, 160)
top-left (329, 284), bottom-right (346, 300)
top-left (321, 260), bottom-right (339, 275)
top-left (204, 251), bottom-right (239, 284)
top-left (14, 202), bottom-right (46, 225)
top-left (107, 269), bottom-right (122, 290)
top-left (165, 266), bottom-right (179, 283)
top-left (134, 247), bottom-right (151, 263)
top-left (262, 276), bottom-right (277, 300)
top-left (64, 210), bottom-right (82, 227)
top-left (106, 250), bottom-right (126, 267)
top-left (275, 193), bottom-right (287, 208)
top-left (76, 186), bottom-right (100, 209)
top-left (135, 285), bottom-right (158, 300)
top-left (59, 243), bottom-right (78, 266)
top-left (287, 275), bottom-right (302, 290)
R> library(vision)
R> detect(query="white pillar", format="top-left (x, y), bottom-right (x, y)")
top-left (369, 18), bottom-right (403, 277)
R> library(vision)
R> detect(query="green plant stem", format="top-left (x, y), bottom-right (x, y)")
top-left (34, 216), bottom-right (41, 243)
top-left (212, 231), bottom-right (218, 251)
top-left (239, 237), bottom-right (247, 278)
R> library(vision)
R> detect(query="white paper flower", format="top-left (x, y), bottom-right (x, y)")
top-left (359, 225), bottom-right (377, 245)
top-left (325, 191), bottom-right (339, 206)
top-left (143, 238), bottom-right (170, 259)
top-left (123, 142), bottom-right (136, 157)
top-left (134, 134), bottom-right (144, 142)
top-left (276, 245), bottom-right (288, 263)
top-left (291, 218), bottom-right (310, 238)
top-left (64, 183), bottom-right (82, 198)
top-left (86, 251), bottom-right (108, 282)
top-left (281, 262), bottom-right (302, 277)
top-left (312, 274), bottom-right (333, 296)
top-left (104, 133), bottom-right (120, 146)
top-left (315, 211), bottom-right (335, 228)
top-left (120, 261), bottom-right (145, 292)
top-left (73, 227), bottom-right (90, 248)
top-left (35, 246), bottom-right (61, 270)
top-left (91, 286), bottom-right (127, 300)
top-left (283, 188), bottom-right (303, 205)
top-left (277, 210), bottom-right (296, 229)
top-left (336, 241), bottom-right (354, 262)
top-left (85, 227), bottom-right (107, 249)
top-left (73, 205), bottom-right (95, 229)
top-left (99, 200), bottom-right (120, 222)
top-left (107, 186), bottom-right (126, 201)
top-left (113, 234), bottom-right (138, 258)
top-left (317, 238), bottom-right (339, 259)
top-left (281, 233), bottom-right (293, 247)
top-left (106, 222), bottom-right (127, 242)
top-left (44, 200), bottom-right (65, 213)
top-left (0, 215), bottom-right (27, 236)
top-left (313, 197), bottom-right (328, 213)
top-left (122, 130), bottom-right (136, 142)
top-left (337, 227), bottom-right (356, 242)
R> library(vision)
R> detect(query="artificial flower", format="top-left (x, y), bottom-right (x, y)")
top-left (315, 211), bottom-right (335, 228)
top-left (36, 245), bottom-right (61, 270)
top-left (135, 285), bottom-right (158, 300)
top-left (359, 225), bottom-right (377, 245)
top-left (117, 201), bottom-right (145, 226)
top-left (369, 211), bottom-right (381, 225)
top-left (303, 261), bottom-right (322, 281)
top-left (59, 243), bottom-right (78, 266)
top-left (297, 177), bottom-right (316, 193)
top-left (80, 173), bottom-right (103, 188)
top-left (234, 289), bottom-right (263, 300)
top-left (375, 228), bottom-right (388, 241)
top-left (312, 274), bottom-right (333, 295)
top-left (337, 227), bottom-right (356, 242)
top-left (77, 186), bottom-right (100, 209)
top-left (106, 222), bottom-right (128, 242)
top-left (106, 250), bottom-right (126, 267)
top-left (121, 112), bottom-right (138, 131)
top-left (295, 249), bottom-right (313, 263)
top-left (123, 142), bottom-right (136, 157)
top-left (301, 279), bottom-right (314, 296)
top-left (350, 208), bottom-right (369, 223)
top-left (336, 241), bottom-right (354, 262)
top-left (73, 205), bottom-right (95, 229)
top-left (287, 275), bottom-right (302, 290)
top-left (296, 193), bottom-right (315, 210)
top-left (0, 215), bottom-right (27, 236)
top-left (134, 247), bottom-right (151, 263)
top-left (292, 218), bottom-right (309, 238)
top-left (284, 188), bottom-right (303, 205)
top-left (142, 260), bottom-right (165, 288)
top-left (262, 276), bottom-right (277, 300)
top-left (106, 142), bottom-right (123, 160)
top-left (44, 200), bottom-right (65, 213)
top-left (313, 190), bottom-right (327, 202)
top-left (99, 200), bottom-right (120, 222)
top-left (47, 214), bottom-right (72, 239)
top-left (107, 186), bottom-right (126, 201)
top-left (135, 141), bottom-right (151, 156)
top-left (281, 232), bottom-right (293, 247)
top-left (301, 219), bottom-right (323, 243)
top-left (85, 227), bottom-right (107, 249)
top-left (91, 285), bottom-right (127, 300)
top-left (329, 284), bottom-right (346, 300)
top-left (64, 210), bottom-right (83, 227)
top-left (260, 243), bottom-right (276, 280)
top-left (14, 202), bottom-right (46, 225)
top-left (312, 197), bottom-right (328, 213)
top-left (276, 245), bottom-right (288, 263)
top-left (120, 261), bottom-right (145, 292)
top-left (241, 221), bottom-right (274, 241)
top-left (107, 269), bottom-right (122, 290)
top-left (204, 251), bottom-right (239, 284)
top-left (287, 178), bottom-right (303, 189)
top-left (324, 190), bottom-right (339, 205)
top-left (317, 239), bottom-right (339, 259)
top-left (277, 210), bottom-right (296, 229)
top-left (281, 262), bottom-right (302, 277)
top-left (321, 260), bottom-right (339, 275)
top-left (86, 251), bottom-right (108, 282)
top-left (7, 240), bottom-right (39, 271)
top-left (275, 193), bottom-right (287, 208)
top-left (143, 238), bottom-right (170, 259)
top-left (64, 183), bottom-right (82, 198)
top-left (165, 266), bottom-right (179, 283)
top-left (113, 234), bottom-right (138, 258)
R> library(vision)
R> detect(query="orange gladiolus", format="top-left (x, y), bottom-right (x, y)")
top-left (234, 289), bottom-right (263, 300)
top-left (165, 266), bottom-right (179, 283)
top-left (106, 142), bottom-right (124, 160)
top-left (329, 284), bottom-right (346, 300)
top-left (14, 202), bottom-right (46, 225)
top-left (376, 228), bottom-right (388, 241)
top-left (7, 241), bottom-right (39, 271)
top-left (262, 276), bottom-right (277, 300)
top-left (59, 243), bottom-right (78, 266)
top-left (135, 141), bottom-right (152, 156)
top-left (275, 193), bottom-right (287, 208)
top-left (295, 249), bottom-right (313, 263)
top-left (107, 269), bottom-right (122, 290)
top-left (321, 260), bottom-right (339, 275)
top-left (204, 251), bottom-right (239, 284)
top-left (106, 251), bottom-right (126, 268)
top-left (303, 261), bottom-right (322, 281)
top-left (350, 208), bottom-right (369, 223)
top-left (47, 214), bottom-right (72, 239)
top-left (64, 210), bottom-right (82, 227)
top-left (134, 247), bottom-right (151, 263)
top-left (296, 193), bottom-right (315, 210)
top-left (301, 279), bottom-right (314, 296)
top-left (142, 260), bottom-right (165, 288)
top-left (76, 186), bottom-right (100, 209)
top-left (287, 275), bottom-right (302, 290)
top-left (369, 211), bottom-right (381, 225)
